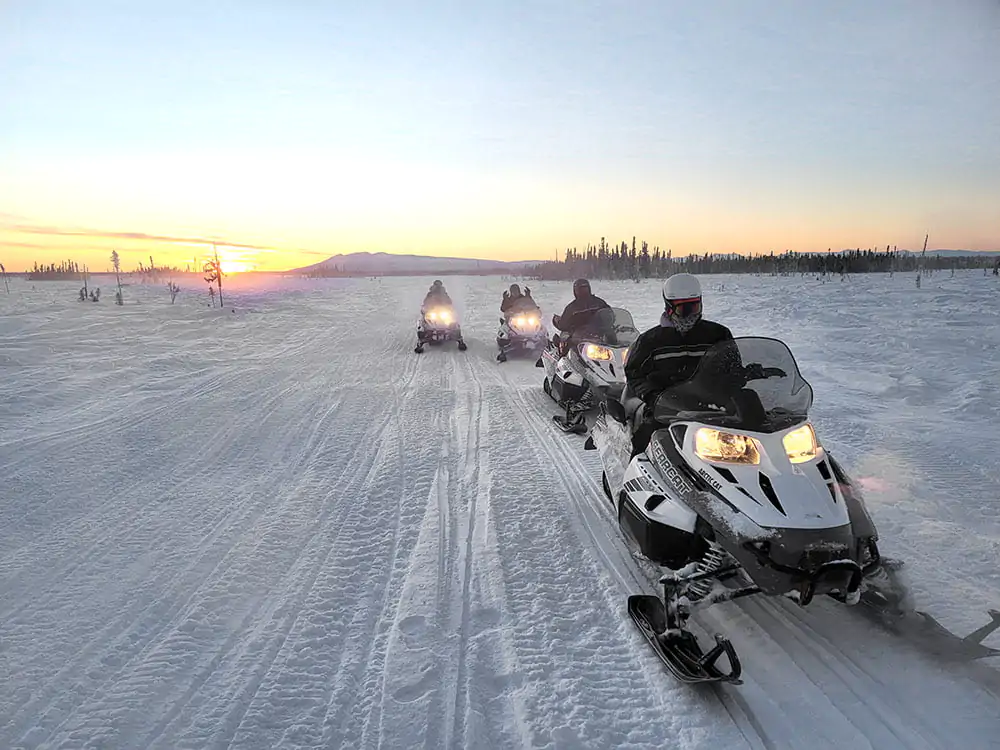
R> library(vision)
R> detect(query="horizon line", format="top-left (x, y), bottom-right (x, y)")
top-left (9, 246), bottom-right (999, 275)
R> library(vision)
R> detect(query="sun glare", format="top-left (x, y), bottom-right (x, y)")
top-left (211, 246), bottom-right (256, 274)
top-left (219, 259), bottom-right (254, 274)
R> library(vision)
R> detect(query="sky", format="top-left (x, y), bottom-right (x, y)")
top-left (1, 0), bottom-right (998, 272)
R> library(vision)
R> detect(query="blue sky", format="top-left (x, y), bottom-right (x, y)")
top-left (2, 0), bottom-right (998, 270)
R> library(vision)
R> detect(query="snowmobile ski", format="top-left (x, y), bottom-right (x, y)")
top-left (552, 400), bottom-right (588, 433)
top-left (627, 595), bottom-right (742, 684)
top-left (908, 609), bottom-right (1000, 661)
top-left (552, 413), bottom-right (588, 434)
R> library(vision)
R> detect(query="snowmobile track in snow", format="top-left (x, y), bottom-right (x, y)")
top-left (485, 362), bottom-right (775, 750)
top-left (2, 275), bottom-right (998, 750)
top-left (485, 350), bottom-right (999, 750)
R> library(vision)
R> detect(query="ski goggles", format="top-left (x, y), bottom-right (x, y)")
top-left (665, 297), bottom-right (702, 318)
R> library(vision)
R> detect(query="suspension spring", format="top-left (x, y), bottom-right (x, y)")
top-left (686, 544), bottom-right (730, 601)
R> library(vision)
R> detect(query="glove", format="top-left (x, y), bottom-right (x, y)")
top-left (524, 286), bottom-right (531, 295)
top-left (552, 314), bottom-right (560, 327)
top-left (641, 388), bottom-right (660, 407)
top-left (503, 290), bottom-right (509, 299)
top-left (744, 364), bottom-right (787, 380)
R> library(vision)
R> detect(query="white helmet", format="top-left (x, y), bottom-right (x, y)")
top-left (662, 273), bottom-right (703, 333)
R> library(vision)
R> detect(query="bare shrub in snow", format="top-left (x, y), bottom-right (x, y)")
top-left (111, 250), bottom-right (124, 305)
top-left (203, 250), bottom-right (224, 307)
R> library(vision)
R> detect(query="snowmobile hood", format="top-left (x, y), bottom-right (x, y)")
top-left (662, 422), bottom-right (851, 532)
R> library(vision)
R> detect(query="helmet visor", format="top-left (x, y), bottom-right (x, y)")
top-left (666, 297), bottom-right (702, 318)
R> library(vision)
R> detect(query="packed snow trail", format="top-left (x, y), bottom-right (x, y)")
top-left (1, 273), bottom-right (998, 749)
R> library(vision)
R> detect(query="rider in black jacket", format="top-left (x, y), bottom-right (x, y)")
top-left (423, 279), bottom-right (452, 308)
top-left (552, 278), bottom-right (611, 338)
top-left (501, 284), bottom-right (538, 314)
top-left (625, 273), bottom-right (733, 454)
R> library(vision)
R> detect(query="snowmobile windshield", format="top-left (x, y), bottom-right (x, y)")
top-left (506, 298), bottom-right (541, 316)
top-left (586, 308), bottom-right (639, 347)
top-left (652, 337), bottom-right (813, 432)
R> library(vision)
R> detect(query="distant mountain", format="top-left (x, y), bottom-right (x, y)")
top-left (292, 251), bottom-right (543, 276)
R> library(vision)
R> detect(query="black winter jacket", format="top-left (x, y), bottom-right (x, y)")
top-left (423, 290), bottom-right (453, 307)
top-left (624, 319), bottom-right (733, 402)
top-left (501, 294), bottom-right (538, 314)
top-left (553, 295), bottom-right (611, 335)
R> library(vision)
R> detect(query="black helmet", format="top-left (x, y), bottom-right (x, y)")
top-left (509, 283), bottom-right (521, 297)
top-left (432, 279), bottom-right (443, 288)
top-left (572, 278), bottom-right (591, 299)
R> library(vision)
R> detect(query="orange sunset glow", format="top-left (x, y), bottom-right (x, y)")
top-left (2, 2), bottom-right (996, 274)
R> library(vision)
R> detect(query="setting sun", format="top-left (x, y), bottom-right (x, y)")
top-left (219, 259), bottom-right (254, 274)
top-left (211, 246), bottom-right (257, 274)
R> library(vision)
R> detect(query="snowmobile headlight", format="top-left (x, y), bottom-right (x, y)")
top-left (432, 308), bottom-right (452, 324)
top-left (527, 315), bottom-right (538, 326)
top-left (584, 344), bottom-right (613, 361)
top-left (428, 311), bottom-right (438, 321)
top-left (783, 423), bottom-right (820, 464)
top-left (621, 347), bottom-right (630, 365)
top-left (695, 428), bottom-right (761, 465)
top-left (514, 316), bottom-right (525, 326)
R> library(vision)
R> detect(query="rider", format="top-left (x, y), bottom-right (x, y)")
top-left (552, 278), bottom-right (610, 343)
top-left (500, 283), bottom-right (538, 315)
top-left (624, 273), bottom-right (733, 455)
top-left (423, 279), bottom-right (452, 308)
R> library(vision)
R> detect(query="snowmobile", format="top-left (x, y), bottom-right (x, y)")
top-left (414, 305), bottom-right (467, 354)
top-left (585, 336), bottom-right (898, 684)
top-left (536, 307), bottom-right (639, 433)
top-left (496, 306), bottom-right (548, 363)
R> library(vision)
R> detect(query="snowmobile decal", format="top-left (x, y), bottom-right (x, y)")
top-left (660, 463), bottom-right (695, 496)
top-left (697, 468), bottom-right (723, 491)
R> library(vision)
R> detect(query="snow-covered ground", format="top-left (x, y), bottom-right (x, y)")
top-left (1, 270), bottom-right (998, 750)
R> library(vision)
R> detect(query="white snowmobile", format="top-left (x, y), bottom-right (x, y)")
top-left (414, 304), bottom-right (467, 354)
top-left (497, 306), bottom-right (548, 363)
top-left (585, 336), bottom-right (897, 684)
top-left (536, 307), bottom-right (639, 433)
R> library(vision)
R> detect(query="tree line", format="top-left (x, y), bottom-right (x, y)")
top-left (24, 256), bottom-right (189, 281)
top-left (529, 238), bottom-right (1000, 280)
top-left (27, 260), bottom-right (86, 280)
